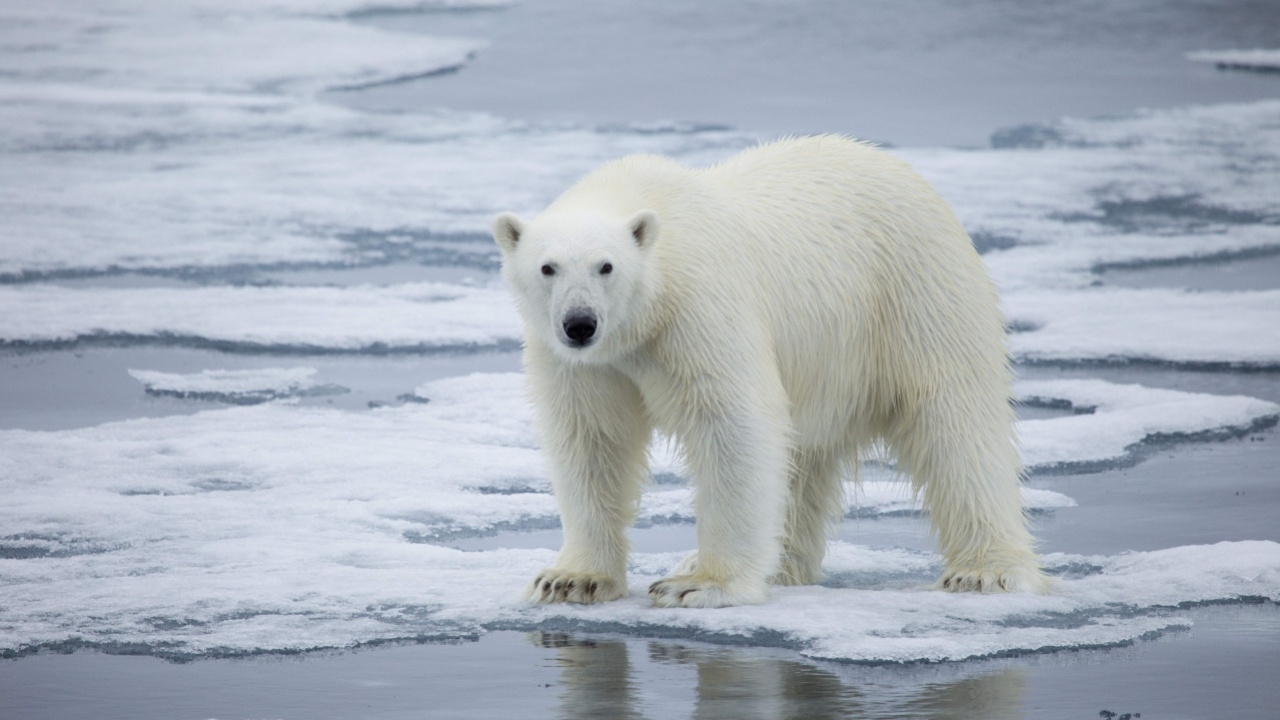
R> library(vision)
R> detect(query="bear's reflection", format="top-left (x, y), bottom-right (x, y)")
top-left (531, 632), bottom-right (1024, 720)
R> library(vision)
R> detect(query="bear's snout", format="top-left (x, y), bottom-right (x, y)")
top-left (562, 311), bottom-right (598, 347)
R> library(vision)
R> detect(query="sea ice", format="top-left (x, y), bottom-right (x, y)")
top-left (1187, 48), bottom-right (1280, 73)
top-left (4, 280), bottom-right (1278, 370)
top-left (1, 372), bottom-right (1275, 661)
top-left (128, 366), bottom-right (346, 404)
top-left (0, 282), bottom-right (521, 352)
top-left (1015, 378), bottom-right (1280, 470)
top-left (1005, 288), bottom-right (1280, 369)
top-left (3, 0), bottom-right (1279, 668)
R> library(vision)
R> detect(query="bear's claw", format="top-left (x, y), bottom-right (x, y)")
top-left (938, 563), bottom-right (1050, 594)
top-left (524, 569), bottom-right (624, 604)
top-left (647, 575), bottom-right (768, 608)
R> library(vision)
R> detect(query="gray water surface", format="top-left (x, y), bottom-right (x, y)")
top-left (339, 0), bottom-right (1280, 147)
top-left (4, 605), bottom-right (1277, 720)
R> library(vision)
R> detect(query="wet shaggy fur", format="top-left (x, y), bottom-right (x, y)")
top-left (493, 135), bottom-right (1047, 608)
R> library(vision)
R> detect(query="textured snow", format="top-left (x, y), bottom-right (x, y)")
top-left (1016, 379), bottom-right (1279, 470)
top-left (0, 0), bottom-right (751, 279)
top-left (0, 1), bottom-right (488, 95)
top-left (2, 373), bottom-right (1275, 660)
top-left (4, 95), bottom-right (1279, 364)
top-left (1006, 288), bottom-right (1280, 369)
top-left (128, 366), bottom-right (345, 403)
top-left (0, 282), bottom-right (520, 352)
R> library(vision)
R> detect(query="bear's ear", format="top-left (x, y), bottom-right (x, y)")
top-left (492, 212), bottom-right (525, 254)
top-left (628, 209), bottom-right (660, 248)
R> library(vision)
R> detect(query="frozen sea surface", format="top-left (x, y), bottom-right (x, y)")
top-left (1189, 48), bottom-right (1280, 73)
top-left (1, 372), bottom-right (1276, 662)
top-left (1, 0), bottom-right (1279, 717)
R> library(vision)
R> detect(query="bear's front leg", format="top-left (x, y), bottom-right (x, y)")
top-left (648, 372), bottom-right (791, 608)
top-left (523, 346), bottom-right (651, 605)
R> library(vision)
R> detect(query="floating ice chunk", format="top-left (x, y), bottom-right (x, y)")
top-left (1, 371), bottom-right (1277, 661)
top-left (904, 99), bottom-right (1280, 293)
top-left (1187, 48), bottom-right (1280, 73)
top-left (1017, 378), bottom-right (1279, 472)
top-left (526, 541), bottom-right (1280, 664)
top-left (847, 481), bottom-right (1076, 517)
top-left (127, 366), bottom-right (346, 404)
top-left (2, 529), bottom-right (1276, 663)
top-left (1005, 288), bottom-right (1280, 370)
top-left (0, 282), bottom-right (521, 352)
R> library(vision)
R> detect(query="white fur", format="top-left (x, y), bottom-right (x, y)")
top-left (495, 136), bottom-right (1047, 608)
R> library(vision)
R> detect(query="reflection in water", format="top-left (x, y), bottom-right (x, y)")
top-left (531, 632), bottom-right (1025, 720)
top-left (535, 634), bottom-right (644, 720)
top-left (898, 672), bottom-right (1027, 720)
top-left (650, 641), bottom-right (861, 719)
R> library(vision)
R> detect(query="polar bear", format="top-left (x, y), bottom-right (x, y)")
top-left (493, 135), bottom-right (1046, 608)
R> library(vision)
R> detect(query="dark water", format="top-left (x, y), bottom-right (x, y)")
top-left (340, 0), bottom-right (1280, 147)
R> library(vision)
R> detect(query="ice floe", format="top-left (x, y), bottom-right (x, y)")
top-left (1005, 287), bottom-right (1280, 370)
top-left (1015, 378), bottom-right (1279, 471)
top-left (0, 1), bottom-right (753, 279)
top-left (4, 281), bottom-right (1279, 369)
top-left (1188, 48), bottom-right (1280, 73)
top-left (0, 282), bottom-right (520, 352)
top-left (128, 366), bottom-right (347, 404)
top-left (1, 372), bottom-right (1275, 660)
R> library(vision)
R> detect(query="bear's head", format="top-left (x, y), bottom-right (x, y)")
top-left (492, 208), bottom-right (660, 363)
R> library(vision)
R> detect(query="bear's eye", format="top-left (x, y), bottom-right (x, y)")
top-left (600, 262), bottom-right (613, 275)
top-left (541, 264), bottom-right (555, 276)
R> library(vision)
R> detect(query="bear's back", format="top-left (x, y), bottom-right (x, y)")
top-left (686, 137), bottom-right (1005, 428)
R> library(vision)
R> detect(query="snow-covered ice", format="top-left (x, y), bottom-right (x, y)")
top-left (5, 94), bottom-right (1279, 366)
top-left (4, 281), bottom-right (1279, 367)
top-left (128, 366), bottom-right (346, 404)
top-left (1, 372), bottom-right (1276, 660)
top-left (1016, 378), bottom-right (1279, 471)
top-left (1005, 288), bottom-right (1280, 369)
top-left (0, 282), bottom-right (520, 353)
top-left (0, 0), bottom-right (752, 279)
top-left (1188, 48), bottom-right (1280, 73)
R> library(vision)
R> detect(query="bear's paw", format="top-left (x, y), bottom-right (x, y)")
top-left (938, 562), bottom-right (1050, 594)
top-left (647, 575), bottom-right (769, 609)
top-left (524, 569), bottom-right (626, 604)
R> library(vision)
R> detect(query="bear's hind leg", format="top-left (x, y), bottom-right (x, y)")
top-left (773, 447), bottom-right (844, 586)
top-left (891, 394), bottom-right (1048, 593)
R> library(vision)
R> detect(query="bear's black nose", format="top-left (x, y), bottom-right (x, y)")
top-left (563, 313), bottom-right (597, 346)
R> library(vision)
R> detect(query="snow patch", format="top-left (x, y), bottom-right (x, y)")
top-left (1187, 48), bottom-right (1280, 73)
top-left (0, 282), bottom-right (521, 352)
top-left (1017, 378), bottom-right (1279, 471)
top-left (1005, 288), bottom-right (1280, 369)
top-left (128, 366), bottom-right (346, 404)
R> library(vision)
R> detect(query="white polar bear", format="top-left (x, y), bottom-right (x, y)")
top-left (493, 136), bottom-right (1046, 608)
